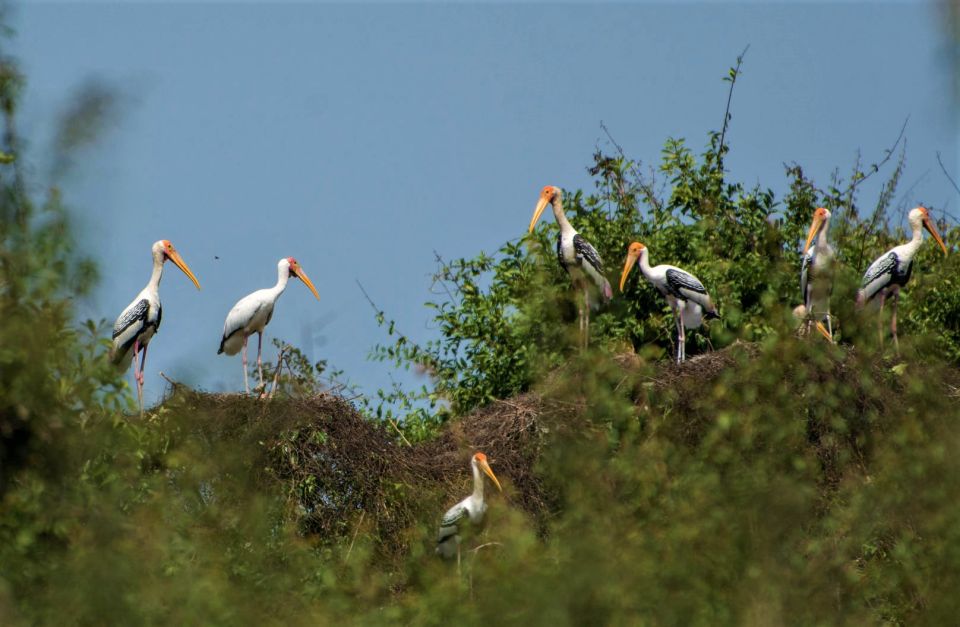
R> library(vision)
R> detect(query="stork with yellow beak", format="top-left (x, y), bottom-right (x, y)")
top-left (218, 257), bottom-right (320, 394)
top-left (110, 239), bottom-right (201, 413)
top-left (857, 206), bottom-right (948, 352)
top-left (800, 207), bottom-right (836, 341)
top-left (619, 242), bottom-right (719, 364)
top-left (437, 452), bottom-right (503, 561)
top-left (528, 185), bottom-right (612, 349)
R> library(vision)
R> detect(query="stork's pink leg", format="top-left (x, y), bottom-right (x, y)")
top-left (257, 332), bottom-right (265, 389)
top-left (132, 339), bottom-right (143, 415)
top-left (891, 289), bottom-right (900, 355)
top-left (583, 288), bottom-right (590, 350)
top-left (877, 291), bottom-right (886, 349)
top-left (242, 335), bottom-right (250, 394)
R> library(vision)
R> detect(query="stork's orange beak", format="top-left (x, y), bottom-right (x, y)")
top-left (619, 249), bottom-right (639, 292)
top-left (529, 195), bottom-right (549, 234)
top-left (293, 265), bottom-right (320, 300)
top-left (479, 458), bottom-right (502, 492)
top-left (814, 321), bottom-right (833, 343)
top-left (167, 249), bottom-right (201, 290)
top-left (923, 215), bottom-right (948, 256)
top-left (804, 210), bottom-right (826, 253)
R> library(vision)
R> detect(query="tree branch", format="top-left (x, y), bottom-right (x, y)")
top-left (717, 44), bottom-right (750, 166)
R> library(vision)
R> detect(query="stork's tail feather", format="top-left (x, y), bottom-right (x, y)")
top-left (601, 278), bottom-right (613, 303)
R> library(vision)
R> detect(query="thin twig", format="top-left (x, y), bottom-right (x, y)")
top-left (266, 345), bottom-right (289, 400)
top-left (937, 150), bottom-right (960, 197)
top-left (389, 418), bottom-right (412, 447)
top-left (599, 121), bottom-right (664, 214)
top-left (158, 371), bottom-right (180, 389)
top-left (717, 44), bottom-right (750, 166)
top-left (344, 510), bottom-right (365, 563)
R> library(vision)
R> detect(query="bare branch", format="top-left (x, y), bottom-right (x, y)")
top-left (599, 120), bottom-right (664, 214)
top-left (717, 44), bottom-right (750, 166)
top-left (937, 150), bottom-right (960, 197)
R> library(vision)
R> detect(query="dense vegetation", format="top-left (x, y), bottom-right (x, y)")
top-left (2, 45), bottom-right (960, 625)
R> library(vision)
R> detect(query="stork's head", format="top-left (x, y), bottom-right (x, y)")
top-left (153, 239), bottom-right (201, 290)
top-left (619, 242), bottom-right (646, 291)
top-left (803, 207), bottom-right (832, 252)
top-left (472, 452), bottom-right (502, 492)
top-left (284, 257), bottom-right (320, 300)
top-left (528, 185), bottom-right (561, 233)
top-left (908, 207), bottom-right (948, 256)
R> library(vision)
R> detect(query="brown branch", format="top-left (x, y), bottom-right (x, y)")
top-left (158, 371), bottom-right (181, 389)
top-left (599, 120), bottom-right (664, 214)
top-left (937, 150), bottom-right (960, 197)
top-left (344, 510), bottom-right (365, 563)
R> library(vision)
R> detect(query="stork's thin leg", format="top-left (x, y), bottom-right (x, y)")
top-left (577, 296), bottom-right (585, 350)
top-left (826, 308), bottom-right (834, 342)
top-left (672, 307), bottom-right (682, 364)
top-left (583, 288), bottom-right (590, 350)
top-left (132, 339), bottom-right (143, 416)
top-left (877, 292), bottom-right (886, 349)
top-left (679, 321), bottom-right (686, 363)
top-left (257, 332), bottom-right (265, 389)
top-left (139, 342), bottom-right (148, 387)
top-left (891, 290), bottom-right (900, 355)
top-left (242, 335), bottom-right (250, 394)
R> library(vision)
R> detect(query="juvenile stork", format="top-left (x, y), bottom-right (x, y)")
top-left (857, 206), bottom-right (948, 352)
top-left (528, 185), bottom-right (612, 348)
top-left (437, 452), bottom-right (503, 563)
top-left (218, 257), bottom-right (319, 394)
top-left (801, 207), bottom-right (836, 341)
top-left (110, 239), bottom-right (201, 413)
top-left (619, 242), bottom-right (719, 364)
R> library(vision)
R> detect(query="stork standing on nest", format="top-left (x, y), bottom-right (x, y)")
top-left (437, 452), bottom-right (503, 564)
top-left (528, 185), bottom-right (612, 349)
top-left (110, 240), bottom-right (201, 414)
top-left (800, 207), bottom-right (836, 342)
top-left (857, 206), bottom-right (948, 352)
top-left (218, 257), bottom-right (320, 394)
top-left (619, 242), bottom-right (719, 364)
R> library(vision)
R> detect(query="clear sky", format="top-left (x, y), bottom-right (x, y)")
top-left (9, 1), bottom-right (957, 404)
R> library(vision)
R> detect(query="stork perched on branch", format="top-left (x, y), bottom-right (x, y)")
top-left (800, 207), bottom-right (836, 342)
top-left (219, 257), bottom-right (319, 394)
top-left (528, 185), bottom-right (612, 348)
top-left (857, 206), bottom-right (948, 352)
top-left (437, 452), bottom-right (502, 563)
top-left (619, 242), bottom-right (719, 364)
top-left (110, 239), bottom-right (201, 414)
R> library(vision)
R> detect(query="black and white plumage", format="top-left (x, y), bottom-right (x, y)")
top-left (218, 257), bottom-right (320, 394)
top-left (530, 185), bottom-right (613, 348)
top-left (619, 242), bottom-right (719, 364)
top-left (799, 207), bottom-right (835, 341)
top-left (437, 452), bottom-right (502, 561)
top-left (857, 206), bottom-right (948, 352)
top-left (110, 239), bottom-right (201, 414)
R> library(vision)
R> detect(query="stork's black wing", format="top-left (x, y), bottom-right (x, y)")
top-left (573, 234), bottom-right (605, 274)
top-left (556, 233), bottom-right (565, 272)
top-left (112, 299), bottom-right (150, 340)
top-left (800, 250), bottom-right (813, 304)
top-left (665, 268), bottom-right (707, 299)
top-left (861, 252), bottom-right (898, 288)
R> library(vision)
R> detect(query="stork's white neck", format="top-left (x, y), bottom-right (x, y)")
top-left (147, 250), bottom-right (165, 292)
top-left (471, 460), bottom-right (484, 501)
top-left (816, 218), bottom-right (830, 250)
top-left (272, 262), bottom-right (291, 296)
top-left (636, 248), bottom-right (655, 279)
top-left (551, 197), bottom-right (576, 235)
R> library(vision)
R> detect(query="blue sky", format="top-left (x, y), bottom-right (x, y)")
top-left (10, 2), bottom-right (957, 404)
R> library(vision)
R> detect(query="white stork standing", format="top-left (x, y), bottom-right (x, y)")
top-left (110, 239), bottom-right (201, 413)
top-left (218, 257), bottom-right (320, 394)
top-left (800, 207), bottom-right (836, 342)
top-left (528, 185), bottom-right (613, 348)
top-left (857, 206), bottom-right (948, 352)
top-left (437, 452), bottom-right (503, 563)
top-left (619, 242), bottom-right (719, 364)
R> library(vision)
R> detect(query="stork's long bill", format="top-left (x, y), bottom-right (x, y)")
top-left (164, 241), bottom-right (201, 290)
top-left (804, 208), bottom-right (829, 253)
top-left (619, 242), bottom-right (645, 291)
top-left (288, 258), bottom-right (321, 300)
top-left (919, 208), bottom-right (948, 256)
top-left (475, 452), bottom-right (503, 492)
top-left (528, 186), bottom-right (556, 233)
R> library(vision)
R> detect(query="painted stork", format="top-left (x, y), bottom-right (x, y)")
top-left (800, 207), bottom-right (836, 341)
top-left (218, 257), bottom-right (319, 394)
top-left (619, 242), bottom-right (719, 364)
top-left (110, 239), bottom-right (201, 413)
top-left (857, 206), bottom-right (948, 352)
top-left (528, 185), bottom-right (612, 348)
top-left (437, 452), bottom-right (503, 562)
